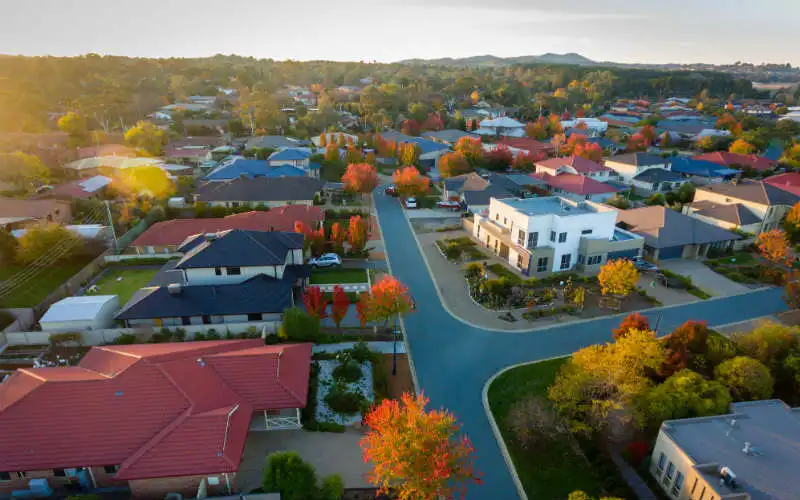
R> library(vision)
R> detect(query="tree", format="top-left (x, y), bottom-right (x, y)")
top-left (337, 132), bottom-right (346, 147)
top-left (573, 142), bottom-right (603, 162)
top-left (17, 224), bottom-right (83, 265)
top-left (302, 286), bottom-right (329, 320)
top-left (396, 142), bottom-right (421, 166)
top-left (454, 136), bottom-right (484, 165)
top-left (640, 125), bottom-right (656, 144)
top-left (400, 119), bottom-right (421, 136)
top-left (729, 139), bottom-right (756, 155)
top-left (124, 120), bottom-right (166, 156)
top-left (324, 143), bottom-right (340, 162)
top-left (626, 133), bottom-right (649, 152)
top-left (344, 145), bottom-right (364, 164)
top-left (568, 492), bottom-right (624, 500)
top-left (550, 133), bottom-right (566, 156)
top-left (598, 259), bottom-right (640, 297)
top-left (636, 369), bottom-right (731, 430)
top-left (57, 112), bottom-right (88, 147)
top-left (526, 116), bottom-right (548, 139)
top-left (330, 222), bottom-right (346, 254)
top-left (756, 229), bottom-right (793, 266)
top-left (783, 202), bottom-right (800, 242)
top-left (562, 134), bottom-right (586, 156)
top-left (0, 228), bottom-right (17, 264)
top-left (715, 356), bottom-right (774, 401)
top-left (613, 312), bottom-right (650, 341)
top-left (393, 166), bottom-right (430, 198)
top-left (347, 215), bottom-right (368, 253)
top-left (341, 163), bottom-right (378, 196)
top-left (507, 396), bottom-right (569, 449)
top-left (716, 113), bottom-right (739, 131)
top-left (364, 151), bottom-right (376, 166)
top-left (262, 451), bottom-right (318, 500)
top-left (512, 151), bottom-right (542, 172)
top-left (696, 136), bottom-right (715, 151)
top-left (732, 320), bottom-right (799, 368)
top-left (330, 286), bottom-right (350, 331)
top-left (356, 291), bottom-right (372, 328)
top-left (278, 307), bottom-right (321, 342)
top-left (0, 152), bottom-right (50, 191)
top-left (368, 275), bottom-right (413, 327)
top-left (484, 145), bottom-right (514, 171)
top-left (319, 132), bottom-right (327, 147)
top-left (361, 392), bottom-right (481, 500)
top-left (319, 474), bottom-right (344, 500)
top-left (661, 320), bottom-right (711, 376)
top-left (438, 152), bottom-right (472, 178)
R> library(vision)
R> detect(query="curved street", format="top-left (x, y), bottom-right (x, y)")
top-left (373, 190), bottom-right (789, 500)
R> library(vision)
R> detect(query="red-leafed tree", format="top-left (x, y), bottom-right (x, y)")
top-left (361, 392), bottom-right (481, 500)
top-left (626, 133), bottom-right (649, 152)
top-left (438, 152), bottom-right (472, 178)
top-left (330, 222), bottom-right (346, 254)
top-left (485, 145), bottom-right (514, 171)
top-left (393, 166), bottom-right (430, 198)
top-left (512, 151), bottom-right (544, 172)
top-left (612, 312), bottom-right (650, 341)
top-left (356, 291), bottom-right (372, 328)
top-left (576, 108), bottom-right (585, 118)
top-left (368, 275), bottom-right (414, 327)
top-left (347, 215), bottom-right (368, 253)
top-left (561, 134), bottom-right (586, 156)
top-left (561, 110), bottom-right (571, 120)
top-left (330, 285), bottom-right (350, 330)
top-left (302, 286), bottom-right (328, 320)
top-left (573, 142), bottom-right (604, 162)
top-left (716, 113), bottom-right (738, 132)
top-left (308, 227), bottom-right (325, 257)
top-left (421, 113), bottom-right (444, 131)
top-left (400, 119), bottom-right (421, 137)
top-left (341, 163), bottom-right (378, 197)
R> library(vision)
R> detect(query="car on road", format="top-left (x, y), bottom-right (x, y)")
top-left (308, 253), bottom-right (342, 268)
top-left (436, 200), bottom-right (461, 211)
top-left (634, 259), bottom-right (659, 272)
top-left (385, 185), bottom-right (398, 197)
top-left (404, 197), bottom-right (418, 209)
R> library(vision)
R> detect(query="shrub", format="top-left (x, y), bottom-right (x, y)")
top-left (349, 340), bottom-right (372, 363)
top-left (279, 307), bottom-right (321, 341)
top-left (113, 333), bottom-right (137, 345)
top-left (49, 332), bottom-right (82, 346)
top-left (464, 262), bottom-right (484, 280)
top-left (319, 474), bottom-right (345, 500)
top-left (325, 382), bottom-right (366, 414)
top-left (262, 451), bottom-right (318, 500)
top-left (205, 329), bottom-right (221, 340)
top-left (333, 360), bottom-right (363, 383)
top-left (715, 356), bottom-right (774, 401)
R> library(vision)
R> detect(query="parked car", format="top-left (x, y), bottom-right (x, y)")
top-left (385, 185), bottom-right (398, 197)
top-left (309, 253), bottom-right (342, 268)
top-left (436, 200), bottom-right (461, 211)
top-left (634, 259), bottom-right (659, 272)
top-left (404, 197), bottom-right (418, 209)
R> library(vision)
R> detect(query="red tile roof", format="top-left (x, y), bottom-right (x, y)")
top-left (498, 137), bottom-right (554, 154)
top-left (535, 155), bottom-right (611, 175)
top-left (764, 173), bottom-right (800, 197)
top-left (693, 152), bottom-right (777, 172)
top-left (532, 172), bottom-right (618, 195)
top-left (132, 206), bottom-right (324, 247)
top-left (0, 340), bottom-right (312, 480)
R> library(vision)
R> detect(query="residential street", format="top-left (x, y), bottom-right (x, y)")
top-left (374, 190), bottom-right (789, 500)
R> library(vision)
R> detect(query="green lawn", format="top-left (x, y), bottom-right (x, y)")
top-left (310, 268), bottom-right (368, 285)
top-left (487, 358), bottom-right (608, 499)
top-left (86, 267), bottom-right (160, 306)
top-left (0, 258), bottom-right (93, 308)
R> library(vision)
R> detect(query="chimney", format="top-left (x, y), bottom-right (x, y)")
top-left (167, 283), bottom-right (183, 295)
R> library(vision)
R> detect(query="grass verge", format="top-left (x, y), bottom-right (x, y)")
top-left (310, 268), bottom-right (368, 284)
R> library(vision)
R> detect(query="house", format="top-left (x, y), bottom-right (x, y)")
top-left (312, 132), bottom-right (359, 147)
top-left (473, 196), bottom-right (643, 276)
top-left (267, 149), bottom-right (319, 178)
top-left (462, 185), bottom-right (514, 215)
top-left (421, 129), bottom-right (477, 146)
top-left (616, 206), bottom-right (740, 260)
top-left (118, 230), bottom-right (307, 327)
top-left (244, 136), bottom-right (308, 150)
top-left (693, 152), bottom-right (778, 173)
top-left (603, 153), bottom-right (671, 184)
top-left (36, 175), bottom-right (112, 200)
top-left (38, 295), bottom-right (120, 331)
top-left (532, 172), bottom-right (620, 202)
top-left (668, 157), bottom-right (739, 184)
top-left (130, 206), bottom-right (324, 254)
top-left (560, 118), bottom-right (608, 137)
top-left (194, 177), bottom-right (323, 208)
top-left (443, 172), bottom-right (489, 199)
top-left (76, 144), bottom-right (135, 159)
top-left (683, 200), bottom-right (763, 234)
top-left (630, 169), bottom-right (688, 196)
top-left (534, 156), bottom-right (614, 181)
top-left (498, 137), bottom-right (555, 157)
top-left (378, 133), bottom-right (450, 169)
top-left (587, 137), bottom-right (623, 155)
top-left (649, 399), bottom-right (800, 500)
top-left (764, 172), bottom-right (800, 197)
top-left (64, 156), bottom-right (166, 177)
top-left (0, 198), bottom-right (72, 230)
top-left (486, 173), bottom-right (548, 198)
top-left (473, 116), bottom-right (526, 138)
top-left (0, 340), bottom-right (312, 499)
top-left (205, 158), bottom-right (270, 181)
top-left (164, 137), bottom-right (225, 165)
top-left (690, 180), bottom-right (800, 233)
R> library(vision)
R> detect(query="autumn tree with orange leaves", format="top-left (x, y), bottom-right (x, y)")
top-left (302, 286), bottom-right (328, 320)
top-left (729, 139), bottom-right (756, 155)
top-left (512, 151), bottom-right (544, 172)
top-left (347, 215), bottom-right (368, 253)
top-left (330, 285), bottom-right (350, 330)
top-left (756, 229), bottom-right (793, 266)
top-left (612, 312), bottom-right (650, 341)
top-left (640, 125), bottom-right (656, 144)
top-left (561, 134), bottom-right (586, 156)
top-left (341, 163), bottom-right (378, 197)
top-left (438, 152), bottom-right (472, 178)
top-left (454, 136), bottom-right (483, 166)
top-left (573, 142), bottom-right (604, 162)
top-left (330, 222), bottom-right (346, 254)
top-left (361, 392), bottom-right (481, 500)
top-left (324, 143), bottom-right (340, 162)
top-left (393, 166), bottom-right (430, 198)
top-left (626, 133), bottom-right (649, 152)
top-left (397, 142), bottom-right (421, 166)
top-left (367, 275), bottom-right (414, 328)
top-left (356, 292), bottom-right (372, 328)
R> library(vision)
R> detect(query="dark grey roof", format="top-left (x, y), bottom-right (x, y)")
top-left (116, 274), bottom-right (293, 320)
top-left (690, 200), bottom-right (762, 226)
top-left (462, 184), bottom-right (513, 206)
top-left (632, 168), bottom-right (685, 183)
top-left (194, 177), bottom-right (323, 203)
top-left (609, 153), bottom-right (669, 168)
top-left (488, 173), bottom-right (547, 191)
top-left (421, 129), bottom-right (477, 144)
top-left (244, 136), bottom-right (307, 149)
top-left (444, 172), bottom-right (489, 193)
top-left (176, 230), bottom-right (304, 268)
top-left (697, 180), bottom-right (800, 207)
top-left (616, 206), bottom-right (740, 248)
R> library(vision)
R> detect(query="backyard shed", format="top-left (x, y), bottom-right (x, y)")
top-left (39, 295), bottom-right (121, 331)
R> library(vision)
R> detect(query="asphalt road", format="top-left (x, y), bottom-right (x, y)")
top-left (373, 190), bottom-right (788, 500)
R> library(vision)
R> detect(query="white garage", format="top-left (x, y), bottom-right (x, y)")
top-left (39, 295), bottom-right (121, 331)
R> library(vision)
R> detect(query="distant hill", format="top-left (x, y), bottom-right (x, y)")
top-left (398, 53), bottom-right (601, 67)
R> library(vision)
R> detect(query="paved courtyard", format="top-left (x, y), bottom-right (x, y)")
top-left (658, 259), bottom-right (752, 297)
top-left (236, 428), bottom-right (371, 493)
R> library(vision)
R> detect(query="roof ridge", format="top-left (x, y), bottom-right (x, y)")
top-left (116, 408), bottom-right (194, 478)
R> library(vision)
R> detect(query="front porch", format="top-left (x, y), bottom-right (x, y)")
top-left (249, 408), bottom-right (302, 431)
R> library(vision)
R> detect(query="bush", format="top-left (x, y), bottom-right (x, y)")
top-left (279, 307), bottom-right (321, 342)
top-left (715, 356), bottom-right (774, 401)
top-left (262, 451), bottom-right (318, 500)
top-left (349, 340), bottom-right (372, 363)
top-left (332, 360), bottom-right (363, 383)
top-left (325, 382), bottom-right (366, 414)
top-left (113, 333), bottom-right (137, 345)
top-left (205, 329), bottom-right (221, 340)
top-left (49, 332), bottom-right (82, 346)
top-left (319, 474), bottom-right (344, 500)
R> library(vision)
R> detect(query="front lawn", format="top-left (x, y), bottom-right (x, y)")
top-left (705, 251), bottom-right (783, 285)
top-left (85, 267), bottom-right (160, 305)
top-left (488, 358), bottom-right (609, 499)
top-left (310, 268), bottom-right (368, 285)
top-left (0, 258), bottom-right (94, 308)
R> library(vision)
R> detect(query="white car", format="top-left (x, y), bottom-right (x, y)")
top-left (404, 197), bottom-right (418, 209)
top-left (309, 253), bottom-right (342, 268)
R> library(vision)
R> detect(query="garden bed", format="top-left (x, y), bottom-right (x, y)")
top-left (705, 251), bottom-right (785, 286)
top-left (315, 358), bottom-right (374, 426)
top-left (435, 236), bottom-right (485, 262)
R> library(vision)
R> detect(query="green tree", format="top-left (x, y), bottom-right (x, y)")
top-left (278, 307), bottom-right (321, 342)
top-left (0, 228), bottom-right (17, 264)
top-left (262, 451), bottom-right (318, 500)
top-left (17, 224), bottom-right (83, 264)
top-left (318, 474), bottom-right (344, 500)
top-left (715, 356), bottom-right (774, 401)
top-left (124, 120), bottom-right (167, 156)
top-left (636, 369), bottom-right (731, 429)
top-left (0, 152), bottom-right (50, 191)
top-left (57, 112), bottom-right (89, 148)
top-left (732, 320), bottom-right (799, 369)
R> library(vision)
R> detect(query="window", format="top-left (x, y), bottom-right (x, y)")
top-left (550, 231), bottom-right (556, 242)
top-left (560, 253), bottom-right (571, 270)
top-left (517, 229), bottom-right (525, 246)
top-left (577, 254), bottom-right (585, 265)
top-left (227, 266), bottom-right (241, 275)
top-left (247, 313), bottom-right (262, 321)
top-left (16, 472), bottom-right (26, 479)
top-left (495, 213), bottom-right (499, 221)
top-left (104, 465), bottom-right (119, 474)
top-left (588, 255), bottom-right (603, 266)
top-left (558, 232), bottom-right (567, 243)
top-left (528, 232), bottom-right (538, 248)
top-left (503, 217), bottom-right (507, 225)
top-left (517, 253), bottom-right (524, 270)
top-left (53, 469), bottom-right (66, 477)
top-left (656, 453), bottom-right (666, 475)
top-left (214, 267), bottom-right (222, 276)
top-left (581, 229), bottom-right (593, 235)
top-left (663, 462), bottom-right (675, 486)
top-left (0, 472), bottom-right (10, 481)
top-left (537, 257), bottom-right (548, 273)
top-left (671, 472), bottom-right (684, 496)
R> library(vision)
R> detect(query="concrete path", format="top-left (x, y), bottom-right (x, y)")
top-left (313, 341), bottom-right (406, 354)
top-left (373, 188), bottom-right (789, 500)
top-left (637, 274), bottom-right (697, 306)
top-left (658, 259), bottom-right (751, 297)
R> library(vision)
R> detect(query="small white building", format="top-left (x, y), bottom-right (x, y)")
top-left (39, 295), bottom-right (121, 331)
top-left (474, 116), bottom-right (526, 138)
top-left (561, 118), bottom-right (608, 137)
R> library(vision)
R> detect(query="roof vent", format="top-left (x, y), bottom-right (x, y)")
top-left (204, 232), bottom-right (218, 241)
top-left (167, 283), bottom-right (183, 295)
top-left (196, 358), bottom-right (206, 367)
top-left (719, 466), bottom-right (738, 489)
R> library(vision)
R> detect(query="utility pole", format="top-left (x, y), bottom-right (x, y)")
top-left (105, 200), bottom-right (118, 254)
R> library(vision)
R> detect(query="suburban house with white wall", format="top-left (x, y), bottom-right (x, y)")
top-left (560, 118), bottom-right (608, 137)
top-left (473, 196), bottom-right (643, 277)
top-left (603, 153), bottom-right (671, 184)
top-left (473, 116), bottom-right (526, 138)
top-left (630, 169), bottom-right (688, 196)
top-left (534, 156), bottom-right (614, 181)
top-left (532, 172), bottom-right (620, 203)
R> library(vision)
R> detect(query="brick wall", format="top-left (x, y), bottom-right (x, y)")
top-left (129, 473), bottom-right (235, 499)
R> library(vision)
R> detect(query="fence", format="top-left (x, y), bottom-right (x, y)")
top-left (314, 283), bottom-right (370, 293)
top-left (104, 253), bottom-right (182, 263)
top-left (32, 250), bottom-right (112, 317)
top-left (462, 216), bottom-right (475, 234)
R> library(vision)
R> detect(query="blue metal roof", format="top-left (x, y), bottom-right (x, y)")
top-left (265, 165), bottom-right (306, 177)
top-left (669, 157), bottom-right (738, 178)
top-left (269, 148), bottom-right (311, 161)
top-left (205, 157), bottom-right (270, 180)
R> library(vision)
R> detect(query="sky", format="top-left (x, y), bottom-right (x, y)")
top-left (2, 0), bottom-right (799, 66)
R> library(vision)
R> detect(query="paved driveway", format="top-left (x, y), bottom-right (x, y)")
top-left (373, 189), bottom-right (788, 500)
top-left (657, 259), bottom-right (752, 297)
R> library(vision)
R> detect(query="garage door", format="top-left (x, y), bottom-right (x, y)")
top-left (607, 249), bottom-right (640, 261)
top-left (658, 245), bottom-right (684, 260)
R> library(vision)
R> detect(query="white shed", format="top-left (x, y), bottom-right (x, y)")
top-left (39, 295), bottom-right (121, 331)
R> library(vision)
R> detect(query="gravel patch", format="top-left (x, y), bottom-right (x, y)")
top-left (315, 359), bottom-right (374, 426)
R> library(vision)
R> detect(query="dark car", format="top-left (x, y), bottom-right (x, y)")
top-left (436, 200), bottom-right (461, 211)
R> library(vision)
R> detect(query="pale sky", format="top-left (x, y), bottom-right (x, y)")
top-left (2, 0), bottom-right (799, 65)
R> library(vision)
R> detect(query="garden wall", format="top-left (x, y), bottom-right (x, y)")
top-left (104, 253), bottom-right (181, 262)
top-left (1, 308), bottom-right (36, 333)
top-left (462, 216), bottom-right (474, 234)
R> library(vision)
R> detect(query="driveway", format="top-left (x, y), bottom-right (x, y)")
top-left (373, 188), bottom-right (788, 500)
top-left (657, 259), bottom-right (752, 297)
top-left (236, 428), bottom-right (371, 493)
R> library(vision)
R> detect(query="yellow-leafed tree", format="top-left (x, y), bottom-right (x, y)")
top-left (598, 259), bottom-right (640, 297)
